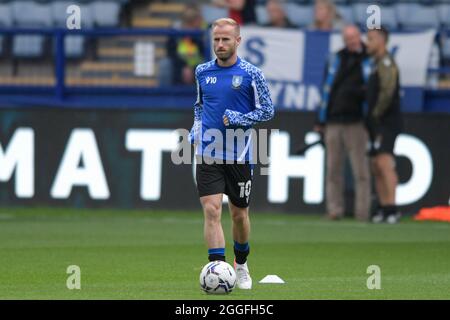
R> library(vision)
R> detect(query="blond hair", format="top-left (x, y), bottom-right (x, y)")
top-left (212, 18), bottom-right (240, 36)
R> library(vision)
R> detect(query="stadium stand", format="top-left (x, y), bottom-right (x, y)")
top-left (255, 5), bottom-right (269, 25)
top-left (284, 3), bottom-right (314, 27)
top-left (398, 4), bottom-right (439, 30)
top-left (0, 3), bottom-right (12, 57)
top-left (0, 0), bottom-right (449, 100)
top-left (91, 1), bottom-right (122, 27)
top-left (12, 1), bottom-right (52, 58)
top-left (201, 4), bottom-right (228, 25)
top-left (51, 2), bottom-right (93, 58)
top-left (336, 5), bottom-right (354, 24)
top-left (439, 3), bottom-right (450, 28)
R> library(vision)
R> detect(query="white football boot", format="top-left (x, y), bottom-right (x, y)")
top-left (386, 212), bottom-right (401, 224)
top-left (234, 260), bottom-right (252, 290)
top-left (372, 212), bottom-right (384, 223)
top-left (372, 209), bottom-right (385, 224)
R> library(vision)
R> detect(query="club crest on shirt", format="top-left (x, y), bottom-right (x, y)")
top-left (232, 75), bottom-right (243, 89)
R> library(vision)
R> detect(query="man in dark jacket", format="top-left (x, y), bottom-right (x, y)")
top-left (316, 25), bottom-right (372, 221)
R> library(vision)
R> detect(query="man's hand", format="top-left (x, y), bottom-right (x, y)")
top-left (223, 109), bottom-right (239, 126)
top-left (314, 124), bottom-right (324, 134)
top-left (189, 120), bottom-right (202, 145)
top-left (367, 134), bottom-right (382, 157)
top-left (223, 114), bottom-right (230, 126)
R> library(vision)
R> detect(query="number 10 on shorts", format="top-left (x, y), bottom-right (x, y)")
top-left (238, 181), bottom-right (252, 203)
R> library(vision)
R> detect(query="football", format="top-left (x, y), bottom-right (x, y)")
top-left (199, 261), bottom-right (237, 294)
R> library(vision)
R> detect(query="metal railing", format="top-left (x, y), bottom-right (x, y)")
top-left (0, 27), bottom-right (210, 99)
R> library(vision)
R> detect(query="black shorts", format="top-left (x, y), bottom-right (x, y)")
top-left (196, 162), bottom-right (253, 208)
top-left (369, 127), bottom-right (399, 156)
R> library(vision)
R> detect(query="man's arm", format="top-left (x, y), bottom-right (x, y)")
top-left (223, 70), bottom-right (274, 127)
top-left (316, 57), bottom-right (332, 128)
top-left (189, 68), bottom-right (203, 144)
top-left (366, 58), bottom-right (398, 150)
top-left (371, 59), bottom-right (398, 124)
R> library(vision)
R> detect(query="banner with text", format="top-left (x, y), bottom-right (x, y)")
top-left (1, 108), bottom-right (448, 214)
top-left (233, 28), bottom-right (436, 111)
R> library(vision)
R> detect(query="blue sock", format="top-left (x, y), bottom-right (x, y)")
top-left (233, 241), bottom-right (249, 252)
top-left (208, 248), bottom-right (225, 262)
top-left (234, 241), bottom-right (250, 264)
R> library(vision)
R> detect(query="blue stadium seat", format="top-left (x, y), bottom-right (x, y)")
top-left (283, 4), bottom-right (313, 28)
top-left (13, 36), bottom-right (46, 58)
top-left (51, 2), bottom-right (93, 58)
top-left (0, 3), bottom-right (11, 27)
top-left (0, 4), bottom-right (12, 56)
top-left (395, 3), bottom-right (420, 29)
top-left (438, 4), bottom-right (450, 28)
top-left (378, 6), bottom-right (397, 30)
top-left (12, 1), bottom-right (52, 28)
top-left (401, 6), bottom-right (439, 30)
top-left (352, 3), bottom-right (368, 27)
top-left (12, 1), bottom-right (52, 58)
top-left (63, 36), bottom-right (86, 58)
top-left (336, 5), bottom-right (354, 24)
top-left (396, 3), bottom-right (439, 30)
top-left (443, 37), bottom-right (450, 61)
top-left (256, 5), bottom-right (269, 25)
top-left (90, 1), bottom-right (121, 27)
top-left (201, 5), bottom-right (228, 25)
top-left (352, 4), bottom-right (397, 30)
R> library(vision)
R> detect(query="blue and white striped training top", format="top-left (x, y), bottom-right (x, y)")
top-left (189, 56), bottom-right (274, 162)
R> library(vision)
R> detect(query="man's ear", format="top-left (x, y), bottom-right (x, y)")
top-left (236, 35), bottom-right (242, 46)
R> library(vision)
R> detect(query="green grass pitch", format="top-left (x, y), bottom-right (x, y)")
top-left (0, 207), bottom-right (449, 299)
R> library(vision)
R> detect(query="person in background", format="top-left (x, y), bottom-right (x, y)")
top-left (166, 5), bottom-right (205, 85)
top-left (212, 0), bottom-right (257, 25)
top-left (366, 27), bottom-right (403, 224)
top-left (309, 0), bottom-right (344, 31)
top-left (264, 0), bottom-right (297, 29)
top-left (316, 25), bottom-right (372, 222)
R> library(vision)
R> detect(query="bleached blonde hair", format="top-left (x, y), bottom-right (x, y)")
top-left (212, 18), bottom-right (240, 36)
